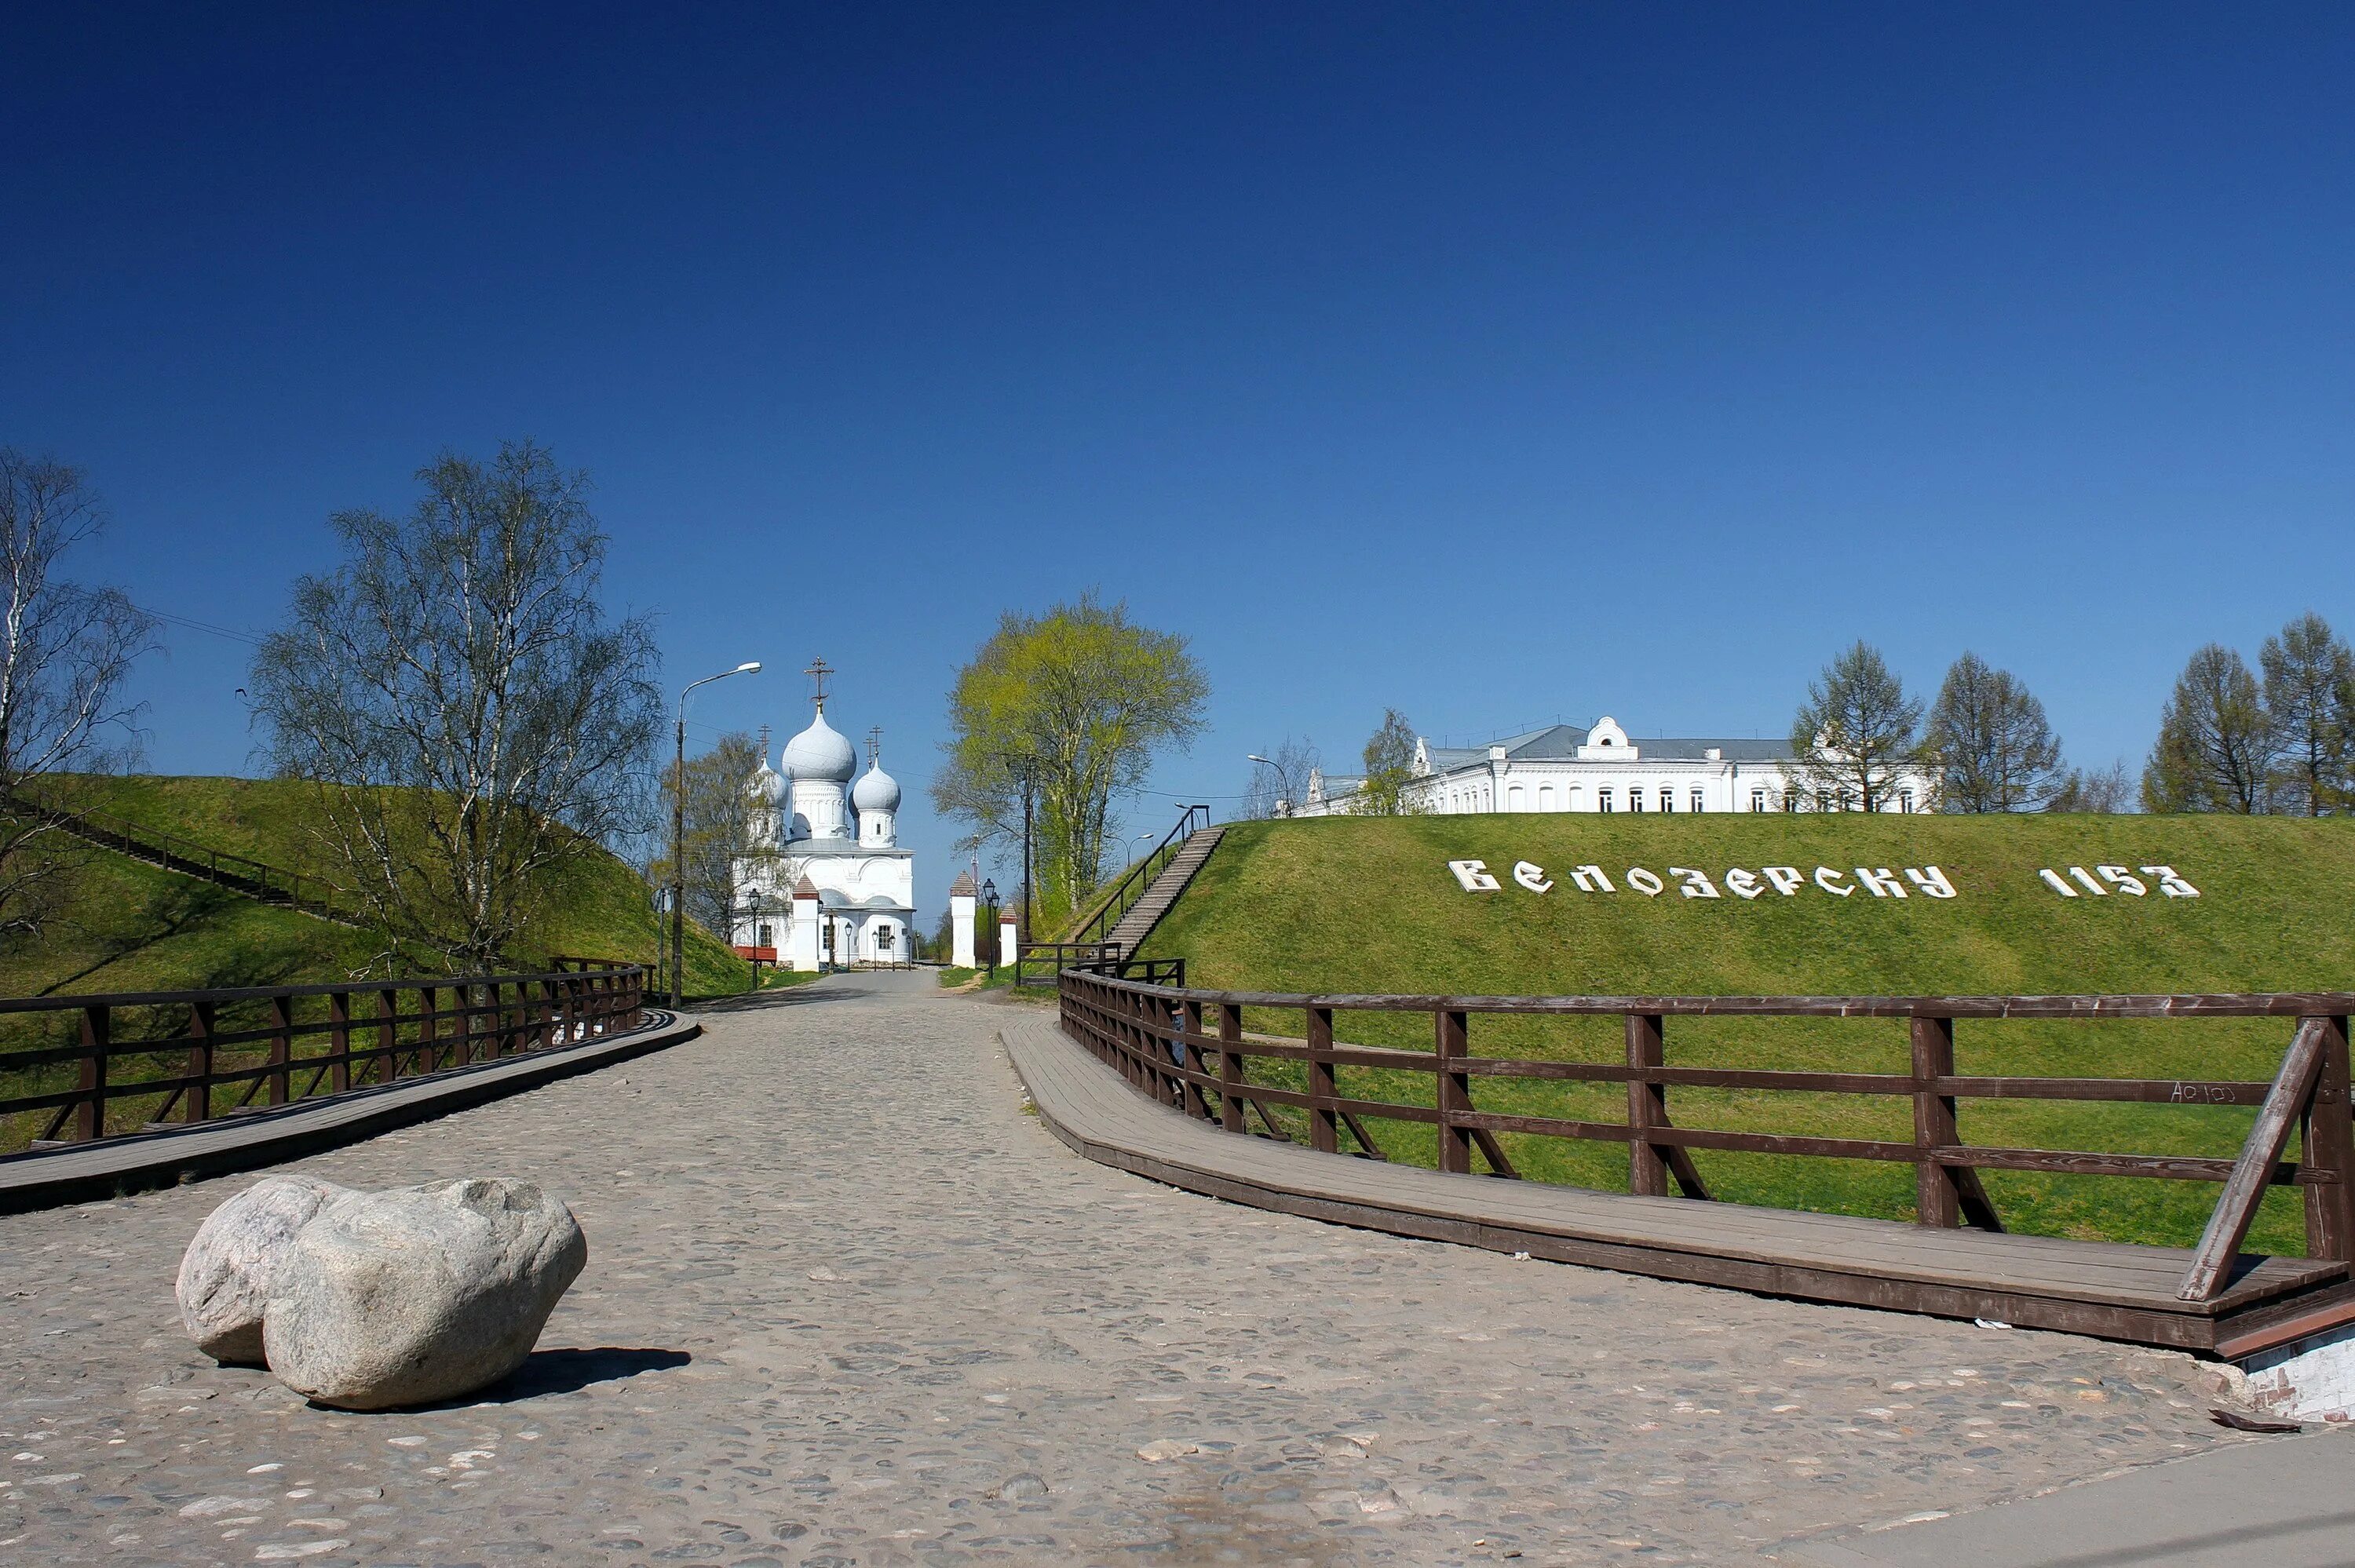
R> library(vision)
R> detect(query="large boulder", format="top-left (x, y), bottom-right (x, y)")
top-left (261, 1177), bottom-right (586, 1410)
top-left (175, 1175), bottom-right (350, 1366)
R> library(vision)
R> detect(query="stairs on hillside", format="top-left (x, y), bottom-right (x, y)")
top-left (6, 791), bottom-right (371, 931)
top-left (1104, 826), bottom-right (1224, 956)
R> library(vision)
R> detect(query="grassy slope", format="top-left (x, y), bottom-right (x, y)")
top-left (5, 775), bottom-right (747, 997)
top-left (1, 776), bottom-right (750, 1152)
top-left (1143, 814), bottom-right (2355, 1252)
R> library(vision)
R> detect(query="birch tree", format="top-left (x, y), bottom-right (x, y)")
top-left (0, 450), bottom-right (159, 939)
top-left (250, 442), bottom-right (661, 969)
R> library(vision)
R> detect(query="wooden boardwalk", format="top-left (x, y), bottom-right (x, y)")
top-left (1002, 1012), bottom-right (2355, 1356)
top-left (0, 1008), bottom-right (698, 1212)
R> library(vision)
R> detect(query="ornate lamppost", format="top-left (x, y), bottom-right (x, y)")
top-left (980, 878), bottom-right (1000, 979)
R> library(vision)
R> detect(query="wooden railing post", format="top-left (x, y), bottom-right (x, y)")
top-left (1627, 1012), bottom-right (1667, 1197)
top-left (374, 988), bottom-right (396, 1085)
top-left (1218, 1002), bottom-right (1245, 1132)
top-left (1435, 1008), bottom-right (1473, 1175)
top-left (1181, 999), bottom-right (1208, 1119)
top-left (187, 999), bottom-right (215, 1123)
top-left (328, 991), bottom-right (352, 1093)
top-left (1911, 1013), bottom-right (2002, 1231)
top-left (267, 995), bottom-right (291, 1106)
top-left (2303, 1014), bottom-right (2354, 1262)
top-left (418, 984), bottom-right (439, 1072)
top-left (75, 1005), bottom-right (108, 1140)
top-left (1911, 1013), bottom-right (1959, 1227)
top-left (1306, 1005), bottom-right (1338, 1153)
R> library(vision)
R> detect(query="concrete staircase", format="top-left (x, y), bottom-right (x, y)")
top-left (1104, 826), bottom-right (1224, 955)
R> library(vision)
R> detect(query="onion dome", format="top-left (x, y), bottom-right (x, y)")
top-left (747, 760), bottom-right (786, 806)
top-left (781, 709), bottom-right (856, 782)
top-left (851, 761), bottom-right (902, 812)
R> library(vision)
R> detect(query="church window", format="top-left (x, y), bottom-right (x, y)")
top-left (758, 923), bottom-right (772, 946)
top-left (1598, 789), bottom-right (1614, 813)
top-left (1900, 789), bottom-right (1915, 814)
top-left (1691, 788), bottom-right (1706, 813)
top-left (1659, 788), bottom-right (1674, 812)
top-left (1627, 789), bottom-right (1643, 813)
top-left (1785, 789), bottom-right (1800, 813)
top-left (1751, 787), bottom-right (1767, 812)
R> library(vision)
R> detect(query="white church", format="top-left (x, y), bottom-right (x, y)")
top-left (732, 670), bottom-right (915, 970)
top-left (1292, 717), bottom-right (1935, 817)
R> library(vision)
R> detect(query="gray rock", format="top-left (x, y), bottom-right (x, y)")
top-left (261, 1177), bottom-right (586, 1410)
top-left (175, 1175), bottom-right (349, 1365)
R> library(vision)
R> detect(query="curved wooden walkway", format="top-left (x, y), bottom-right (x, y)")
top-left (0, 1008), bottom-right (698, 1212)
top-left (1000, 1012), bottom-right (2355, 1356)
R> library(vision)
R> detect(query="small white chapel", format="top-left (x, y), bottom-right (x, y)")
top-left (732, 661), bottom-right (916, 969)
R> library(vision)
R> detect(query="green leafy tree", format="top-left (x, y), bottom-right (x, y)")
top-left (2259, 612), bottom-right (2354, 815)
top-left (932, 593), bottom-right (1208, 928)
top-left (1924, 651), bottom-right (2065, 812)
top-left (251, 442), bottom-right (662, 970)
top-left (2141, 644), bottom-right (2274, 814)
top-left (1790, 642), bottom-right (1922, 812)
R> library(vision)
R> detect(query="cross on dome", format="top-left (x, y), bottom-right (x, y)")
top-left (804, 655), bottom-right (833, 712)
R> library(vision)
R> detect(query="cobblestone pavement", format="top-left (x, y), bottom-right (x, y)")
top-left (0, 972), bottom-right (2280, 1566)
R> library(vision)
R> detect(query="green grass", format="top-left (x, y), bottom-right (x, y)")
top-left (0, 775), bottom-right (753, 1150)
top-left (1141, 812), bottom-right (2355, 1253)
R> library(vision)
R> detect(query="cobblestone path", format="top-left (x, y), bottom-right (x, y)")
top-left (0, 973), bottom-right (2273, 1566)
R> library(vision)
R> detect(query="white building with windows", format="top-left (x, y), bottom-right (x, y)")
top-left (1293, 717), bottom-right (1934, 817)
top-left (732, 687), bottom-right (915, 968)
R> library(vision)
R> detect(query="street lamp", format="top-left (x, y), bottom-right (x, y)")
top-left (673, 661), bottom-right (762, 1009)
top-left (980, 877), bottom-right (1000, 979)
top-left (746, 889), bottom-right (765, 989)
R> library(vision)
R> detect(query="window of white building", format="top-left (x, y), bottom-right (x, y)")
top-left (1690, 788), bottom-right (1705, 813)
top-left (1508, 784), bottom-right (1524, 811)
top-left (1598, 789), bottom-right (1614, 813)
top-left (1900, 789), bottom-right (1915, 814)
top-left (1627, 789), bottom-right (1643, 813)
top-left (1538, 785), bottom-right (1554, 810)
top-left (1751, 787), bottom-right (1767, 812)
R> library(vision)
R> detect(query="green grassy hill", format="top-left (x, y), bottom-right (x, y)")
top-left (2, 775), bottom-right (748, 1000)
top-left (1142, 813), bottom-right (2355, 1253)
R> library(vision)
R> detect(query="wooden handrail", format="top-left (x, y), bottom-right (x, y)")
top-left (1056, 969), bottom-right (2355, 1271)
top-left (0, 966), bottom-right (650, 1150)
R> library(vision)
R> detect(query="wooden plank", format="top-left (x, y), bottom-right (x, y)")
top-left (2181, 1016), bottom-right (2331, 1302)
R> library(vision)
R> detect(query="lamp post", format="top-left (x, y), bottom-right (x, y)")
top-left (746, 889), bottom-right (765, 989)
top-left (674, 661), bottom-right (762, 1008)
top-left (980, 877), bottom-right (1000, 979)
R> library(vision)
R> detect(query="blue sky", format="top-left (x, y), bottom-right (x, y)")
top-left (5, 4), bottom-right (2350, 919)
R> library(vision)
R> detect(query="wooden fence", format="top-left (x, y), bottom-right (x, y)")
top-left (0, 965), bottom-right (647, 1150)
top-left (1058, 971), bottom-right (2355, 1305)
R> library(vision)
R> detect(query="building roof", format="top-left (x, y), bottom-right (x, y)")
top-left (1423, 722), bottom-right (1791, 775)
